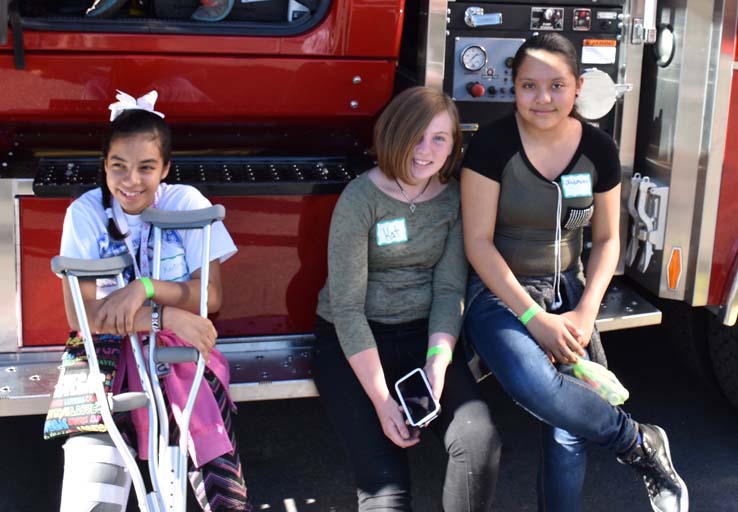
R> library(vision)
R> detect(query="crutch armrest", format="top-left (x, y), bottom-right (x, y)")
top-left (156, 346), bottom-right (199, 364)
top-left (51, 254), bottom-right (134, 278)
top-left (141, 205), bottom-right (225, 229)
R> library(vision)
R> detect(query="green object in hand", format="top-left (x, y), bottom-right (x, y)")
top-left (567, 358), bottom-right (630, 406)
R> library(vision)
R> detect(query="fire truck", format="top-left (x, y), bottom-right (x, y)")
top-left (1, 0), bottom-right (737, 416)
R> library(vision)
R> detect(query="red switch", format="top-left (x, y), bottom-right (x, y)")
top-left (467, 82), bottom-right (486, 97)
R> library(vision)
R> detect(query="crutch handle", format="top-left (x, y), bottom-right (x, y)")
top-left (110, 392), bottom-right (150, 413)
top-left (141, 205), bottom-right (225, 230)
top-left (51, 254), bottom-right (133, 278)
top-left (155, 346), bottom-right (199, 364)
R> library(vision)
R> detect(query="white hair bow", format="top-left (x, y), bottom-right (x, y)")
top-left (108, 90), bottom-right (165, 122)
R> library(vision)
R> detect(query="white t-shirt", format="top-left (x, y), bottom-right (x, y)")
top-left (60, 183), bottom-right (237, 298)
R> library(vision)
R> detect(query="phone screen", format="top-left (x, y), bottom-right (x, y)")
top-left (395, 368), bottom-right (439, 427)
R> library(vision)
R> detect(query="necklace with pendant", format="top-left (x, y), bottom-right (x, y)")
top-left (395, 177), bottom-right (432, 213)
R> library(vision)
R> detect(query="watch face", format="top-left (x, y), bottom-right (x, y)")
top-left (461, 45), bottom-right (487, 72)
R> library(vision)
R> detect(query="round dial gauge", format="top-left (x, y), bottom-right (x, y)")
top-left (460, 45), bottom-right (487, 72)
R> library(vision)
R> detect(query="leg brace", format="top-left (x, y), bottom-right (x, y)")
top-left (60, 433), bottom-right (133, 512)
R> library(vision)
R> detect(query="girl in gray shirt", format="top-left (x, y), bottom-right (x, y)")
top-left (313, 86), bottom-right (500, 511)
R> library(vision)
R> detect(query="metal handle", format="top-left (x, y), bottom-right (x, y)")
top-left (642, 0), bottom-right (658, 44)
top-left (155, 347), bottom-right (199, 364)
top-left (51, 254), bottom-right (133, 278)
top-left (464, 7), bottom-right (503, 28)
top-left (141, 205), bottom-right (225, 230)
top-left (110, 392), bottom-right (150, 413)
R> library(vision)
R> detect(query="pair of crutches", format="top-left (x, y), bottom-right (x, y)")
top-left (52, 205), bottom-right (226, 512)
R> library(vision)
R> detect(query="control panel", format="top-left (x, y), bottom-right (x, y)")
top-left (444, 2), bottom-right (624, 130)
top-left (572, 8), bottom-right (592, 31)
top-left (530, 7), bottom-right (564, 30)
top-left (451, 37), bottom-right (525, 102)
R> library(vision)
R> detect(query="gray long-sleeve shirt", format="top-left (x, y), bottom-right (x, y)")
top-left (316, 172), bottom-right (467, 358)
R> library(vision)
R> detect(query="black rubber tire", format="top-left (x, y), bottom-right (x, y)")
top-left (660, 300), bottom-right (718, 389)
top-left (707, 314), bottom-right (738, 410)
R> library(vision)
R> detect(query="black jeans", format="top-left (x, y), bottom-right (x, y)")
top-left (313, 317), bottom-right (501, 511)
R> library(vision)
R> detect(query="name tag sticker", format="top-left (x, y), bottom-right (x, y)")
top-left (376, 218), bottom-right (408, 246)
top-left (561, 173), bottom-right (593, 198)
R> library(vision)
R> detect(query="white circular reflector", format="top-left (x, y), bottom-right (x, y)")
top-left (575, 68), bottom-right (617, 121)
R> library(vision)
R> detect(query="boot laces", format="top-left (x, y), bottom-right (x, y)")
top-left (635, 449), bottom-right (678, 497)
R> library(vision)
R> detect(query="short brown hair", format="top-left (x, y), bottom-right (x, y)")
top-left (373, 86), bottom-right (462, 184)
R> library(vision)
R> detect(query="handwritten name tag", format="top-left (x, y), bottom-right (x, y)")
top-left (376, 218), bottom-right (408, 246)
top-left (561, 173), bottom-right (593, 199)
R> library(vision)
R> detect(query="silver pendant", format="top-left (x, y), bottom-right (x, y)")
top-left (409, 203), bottom-right (416, 213)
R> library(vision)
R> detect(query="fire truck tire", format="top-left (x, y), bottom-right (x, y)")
top-left (660, 300), bottom-right (718, 390)
top-left (707, 315), bottom-right (738, 410)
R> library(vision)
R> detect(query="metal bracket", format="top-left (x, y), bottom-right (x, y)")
top-left (615, 83), bottom-right (633, 99)
top-left (643, 0), bottom-right (658, 43)
top-left (464, 7), bottom-right (503, 28)
top-left (625, 174), bottom-right (669, 273)
top-left (632, 0), bottom-right (658, 44)
top-left (631, 17), bottom-right (645, 45)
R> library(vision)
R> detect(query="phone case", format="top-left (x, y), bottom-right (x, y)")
top-left (394, 367), bottom-right (441, 427)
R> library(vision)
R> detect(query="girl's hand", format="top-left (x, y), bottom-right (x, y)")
top-left (373, 397), bottom-right (420, 448)
top-left (526, 311), bottom-right (586, 364)
top-left (94, 279), bottom-right (148, 334)
top-left (424, 354), bottom-right (450, 402)
top-left (560, 308), bottom-right (596, 348)
top-left (163, 307), bottom-right (217, 363)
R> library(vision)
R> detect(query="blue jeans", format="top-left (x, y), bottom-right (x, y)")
top-left (464, 284), bottom-right (638, 512)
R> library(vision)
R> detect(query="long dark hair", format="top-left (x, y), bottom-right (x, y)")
top-left (100, 109), bottom-right (172, 240)
top-left (511, 33), bottom-right (581, 117)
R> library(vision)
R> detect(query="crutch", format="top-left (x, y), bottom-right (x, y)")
top-left (53, 205), bottom-right (226, 512)
top-left (141, 204), bottom-right (226, 512)
top-left (51, 254), bottom-right (165, 512)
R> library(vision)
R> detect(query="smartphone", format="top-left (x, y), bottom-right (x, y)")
top-left (394, 368), bottom-right (441, 428)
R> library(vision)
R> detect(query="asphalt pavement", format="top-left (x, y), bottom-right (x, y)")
top-left (1, 324), bottom-right (737, 511)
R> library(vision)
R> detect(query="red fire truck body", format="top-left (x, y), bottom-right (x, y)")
top-left (2, 0), bottom-right (738, 415)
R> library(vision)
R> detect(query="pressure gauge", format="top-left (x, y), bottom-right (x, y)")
top-left (460, 45), bottom-right (488, 72)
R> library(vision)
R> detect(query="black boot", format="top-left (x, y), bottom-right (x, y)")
top-left (618, 424), bottom-right (689, 512)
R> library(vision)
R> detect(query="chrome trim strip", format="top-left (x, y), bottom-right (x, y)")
top-left (617, 0), bottom-right (647, 275)
top-left (723, 264), bottom-right (738, 326)
top-left (654, 0), bottom-right (716, 301)
top-left (0, 380), bottom-right (321, 417)
top-left (0, 396), bottom-right (55, 417)
top-left (422, 0), bottom-right (450, 89)
top-left (217, 334), bottom-right (314, 345)
top-left (596, 312), bottom-right (662, 332)
top-left (596, 278), bottom-right (663, 331)
top-left (0, 179), bottom-right (33, 353)
top-left (229, 380), bottom-right (319, 402)
top-left (689, 0), bottom-right (736, 305)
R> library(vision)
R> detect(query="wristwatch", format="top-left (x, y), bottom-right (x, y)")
top-left (151, 303), bottom-right (161, 333)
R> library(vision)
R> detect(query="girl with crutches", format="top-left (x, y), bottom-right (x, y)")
top-left (55, 91), bottom-right (251, 511)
